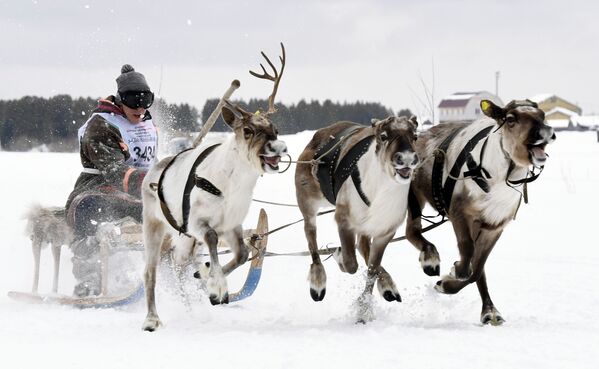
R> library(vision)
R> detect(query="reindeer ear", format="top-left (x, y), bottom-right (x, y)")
top-left (480, 100), bottom-right (505, 120)
top-left (371, 118), bottom-right (380, 127)
top-left (525, 99), bottom-right (539, 108)
top-left (409, 115), bottom-right (419, 128)
top-left (221, 106), bottom-right (240, 128)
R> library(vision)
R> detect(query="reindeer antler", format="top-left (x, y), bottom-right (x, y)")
top-left (249, 42), bottom-right (286, 114)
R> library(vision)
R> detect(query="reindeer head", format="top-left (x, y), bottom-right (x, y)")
top-left (220, 43), bottom-right (288, 174)
top-left (481, 99), bottom-right (556, 168)
top-left (371, 115), bottom-right (419, 184)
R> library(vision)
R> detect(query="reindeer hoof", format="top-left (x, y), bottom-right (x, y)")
top-left (434, 280), bottom-right (446, 293)
top-left (310, 288), bottom-right (326, 301)
top-left (423, 265), bottom-right (440, 276)
top-left (382, 290), bottom-right (402, 302)
top-left (419, 246), bottom-right (440, 276)
top-left (209, 295), bottom-right (219, 305)
top-left (481, 308), bottom-right (505, 326)
top-left (142, 317), bottom-right (162, 332)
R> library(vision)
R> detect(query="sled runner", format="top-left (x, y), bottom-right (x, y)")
top-left (229, 208), bottom-right (268, 302)
top-left (8, 207), bottom-right (269, 308)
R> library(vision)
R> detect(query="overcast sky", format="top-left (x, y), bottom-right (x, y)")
top-left (2, 0), bottom-right (598, 119)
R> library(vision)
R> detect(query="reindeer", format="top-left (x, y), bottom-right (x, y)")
top-left (406, 99), bottom-right (556, 325)
top-left (24, 205), bottom-right (73, 294)
top-left (295, 116), bottom-right (419, 322)
top-left (141, 44), bottom-right (287, 331)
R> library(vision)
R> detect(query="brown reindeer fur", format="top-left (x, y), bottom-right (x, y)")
top-left (406, 100), bottom-right (555, 325)
top-left (296, 116), bottom-right (419, 321)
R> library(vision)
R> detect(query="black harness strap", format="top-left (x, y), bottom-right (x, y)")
top-left (350, 169), bottom-right (371, 206)
top-left (432, 125), bottom-right (494, 215)
top-left (333, 134), bottom-right (374, 206)
top-left (157, 148), bottom-right (193, 235)
top-left (431, 127), bottom-right (464, 215)
top-left (315, 127), bottom-right (356, 204)
top-left (315, 125), bottom-right (374, 206)
top-left (505, 161), bottom-right (544, 204)
top-left (157, 143), bottom-right (221, 236)
top-left (463, 137), bottom-right (492, 193)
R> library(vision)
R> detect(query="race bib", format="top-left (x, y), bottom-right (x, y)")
top-left (79, 112), bottom-right (158, 168)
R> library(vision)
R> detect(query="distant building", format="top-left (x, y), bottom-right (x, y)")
top-left (530, 94), bottom-right (584, 131)
top-left (529, 94), bottom-right (582, 116)
top-left (438, 91), bottom-right (503, 123)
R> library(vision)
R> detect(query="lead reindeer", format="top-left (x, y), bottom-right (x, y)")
top-left (295, 116), bottom-right (419, 322)
top-left (141, 44), bottom-right (287, 331)
top-left (406, 99), bottom-right (556, 325)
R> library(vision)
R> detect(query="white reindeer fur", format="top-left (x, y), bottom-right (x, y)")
top-left (427, 118), bottom-right (529, 226)
top-left (336, 143), bottom-right (411, 236)
top-left (145, 135), bottom-right (261, 238)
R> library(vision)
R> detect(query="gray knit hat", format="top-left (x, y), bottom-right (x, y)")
top-left (116, 64), bottom-right (151, 93)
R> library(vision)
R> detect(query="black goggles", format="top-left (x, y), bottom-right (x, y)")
top-left (119, 91), bottom-right (154, 109)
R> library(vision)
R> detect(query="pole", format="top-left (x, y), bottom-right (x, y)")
top-left (192, 79), bottom-right (241, 148)
top-left (495, 71), bottom-right (500, 97)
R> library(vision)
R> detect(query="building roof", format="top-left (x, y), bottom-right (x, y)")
top-left (545, 106), bottom-right (579, 117)
top-left (438, 92), bottom-right (481, 108)
top-left (529, 93), bottom-right (554, 104)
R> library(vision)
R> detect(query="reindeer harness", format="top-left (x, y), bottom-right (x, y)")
top-left (413, 122), bottom-right (544, 219)
top-left (153, 144), bottom-right (222, 236)
top-left (315, 125), bottom-right (374, 207)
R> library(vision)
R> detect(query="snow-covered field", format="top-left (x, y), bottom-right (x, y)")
top-left (1, 131), bottom-right (597, 369)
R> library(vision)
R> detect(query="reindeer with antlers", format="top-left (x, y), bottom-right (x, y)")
top-left (141, 43), bottom-right (287, 331)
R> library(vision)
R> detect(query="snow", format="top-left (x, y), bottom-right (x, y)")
top-left (547, 118), bottom-right (571, 129)
top-left (546, 106), bottom-right (578, 117)
top-left (529, 93), bottom-right (554, 104)
top-left (1, 131), bottom-right (598, 369)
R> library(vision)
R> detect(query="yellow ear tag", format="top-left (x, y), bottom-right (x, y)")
top-left (481, 100), bottom-right (491, 114)
top-left (255, 110), bottom-right (261, 116)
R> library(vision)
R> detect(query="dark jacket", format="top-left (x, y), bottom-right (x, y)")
top-left (65, 97), bottom-right (155, 210)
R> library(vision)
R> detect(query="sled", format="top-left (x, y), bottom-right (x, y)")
top-left (8, 209), bottom-right (269, 308)
top-left (230, 208), bottom-right (268, 302)
top-left (7, 283), bottom-right (145, 309)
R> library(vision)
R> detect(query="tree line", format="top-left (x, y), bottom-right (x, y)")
top-left (0, 95), bottom-right (412, 152)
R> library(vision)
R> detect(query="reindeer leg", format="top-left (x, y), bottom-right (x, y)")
top-left (358, 235), bottom-right (400, 303)
top-left (31, 239), bottom-right (41, 294)
top-left (142, 218), bottom-right (165, 332)
top-left (357, 234), bottom-right (370, 261)
top-left (171, 236), bottom-right (197, 308)
top-left (221, 225), bottom-right (249, 276)
top-left (477, 270), bottom-right (504, 325)
top-left (435, 223), bottom-right (503, 324)
top-left (200, 224), bottom-right (228, 305)
top-left (297, 197), bottom-right (326, 302)
top-left (333, 205), bottom-right (358, 274)
top-left (305, 216), bottom-right (327, 301)
top-left (51, 243), bottom-right (61, 293)
top-left (405, 191), bottom-right (440, 276)
top-left (356, 231), bottom-right (394, 323)
top-left (449, 217), bottom-right (474, 280)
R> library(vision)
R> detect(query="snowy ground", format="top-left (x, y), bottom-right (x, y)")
top-left (1, 131), bottom-right (597, 369)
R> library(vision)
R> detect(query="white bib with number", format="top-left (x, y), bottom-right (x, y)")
top-left (79, 112), bottom-right (158, 168)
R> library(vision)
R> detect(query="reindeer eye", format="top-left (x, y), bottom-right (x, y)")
top-left (505, 115), bottom-right (517, 126)
top-left (243, 127), bottom-right (254, 138)
top-left (380, 131), bottom-right (388, 141)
